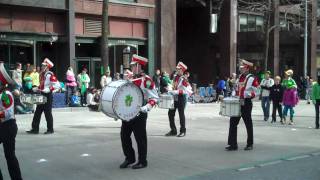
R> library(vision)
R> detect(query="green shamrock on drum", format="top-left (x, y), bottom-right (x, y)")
top-left (125, 95), bottom-right (133, 107)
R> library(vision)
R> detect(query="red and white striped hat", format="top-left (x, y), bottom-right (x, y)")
top-left (176, 61), bottom-right (187, 72)
top-left (0, 63), bottom-right (14, 85)
top-left (42, 58), bottom-right (54, 69)
top-left (131, 55), bottom-right (148, 66)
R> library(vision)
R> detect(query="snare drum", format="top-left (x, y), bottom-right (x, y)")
top-left (220, 97), bottom-right (241, 117)
top-left (20, 94), bottom-right (33, 104)
top-left (158, 94), bottom-right (174, 109)
top-left (100, 80), bottom-right (144, 121)
top-left (32, 94), bottom-right (47, 104)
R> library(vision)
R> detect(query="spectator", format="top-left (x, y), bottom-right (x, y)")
top-left (270, 76), bottom-right (284, 123)
top-left (100, 66), bottom-right (112, 88)
top-left (87, 87), bottom-right (99, 111)
top-left (160, 72), bottom-right (172, 94)
top-left (12, 62), bottom-right (23, 90)
top-left (114, 72), bottom-right (121, 81)
top-left (65, 67), bottom-right (77, 106)
top-left (153, 69), bottom-right (161, 93)
top-left (260, 71), bottom-right (274, 121)
top-left (77, 68), bottom-right (90, 106)
top-left (312, 75), bottom-right (320, 129)
top-left (23, 65), bottom-right (33, 94)
top-left (305, 76), bottom-right (312, 104)
top-left (30, 66), bottom-right (40, 88)
top-left (216, 77), bottom-right (226, 102)
top-left (282, 70), bottom-right (299, 125)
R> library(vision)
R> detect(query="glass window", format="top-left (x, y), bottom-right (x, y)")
top-left (256, 16), bottom-right (264, 31)
top-left (239, 14), bottom-right (248, 32)
top-left (248, 15), bottom-right (256, 31)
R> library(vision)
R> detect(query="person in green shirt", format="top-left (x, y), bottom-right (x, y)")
top-left (312, 75), bottom-right (320, 129)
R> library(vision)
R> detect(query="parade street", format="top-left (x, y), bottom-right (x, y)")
top-left (1, 101), bottom-right (319, 180)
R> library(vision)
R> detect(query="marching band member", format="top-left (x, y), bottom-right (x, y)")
top-left (226, 59), bottom-right (259, 151)
top-left (27, 58), bottom-right (60, 135)
top-left (165, 62), bottom-right (192, 137)
top-left (119, 55), bottom-right (159, 169)
top-left (0, 62), bottom-right (23, 180)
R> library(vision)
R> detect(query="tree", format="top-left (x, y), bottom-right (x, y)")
top-left (101, 0), bottom-right (109, 74)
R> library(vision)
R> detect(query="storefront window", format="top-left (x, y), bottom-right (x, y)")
top-left (248, 15), bottom-right (256, 31)
top-left (239, 14), bottom-right (248, 32)
top-left (256, 16), bottom-right (264, 31)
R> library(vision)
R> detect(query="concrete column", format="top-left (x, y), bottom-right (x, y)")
top-left (220, 0), bottom-right (237, 77)
top-left (157, 0), bottom-right (176, 73)
top-left (310, 0), bottom-right (318, 78)
top-left (68, 0), bottom-right (75, 68)
top-left (270, 0), bottom-right (280, 76)
top-left (148, 21), bottom-right (155, 76)
top-left (33, 40), bottom-right (37, 65)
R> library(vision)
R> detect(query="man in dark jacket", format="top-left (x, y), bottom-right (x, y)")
top-left (270, 76), bottom-right (284, 123)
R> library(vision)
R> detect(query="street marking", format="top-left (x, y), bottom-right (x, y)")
top-left (291, 128), bottom-right (297, 131)
top-left (308, 127), bottom-right (313, 129)
top-left (285, 155), bottom-right (310, 161)
top-left (311, 152), bottom-right (320, 156)
top-left (237, 166), bottom-right (255, 171)
top-left (81, 153), bottom-right (91, 157)
top-left (37, 159), bottom-right (47, 163)
top-left (257, 160), bottom-right (283, 167)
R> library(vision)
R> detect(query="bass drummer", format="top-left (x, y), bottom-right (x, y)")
top-left (119, 54), bottom-right (159, 169)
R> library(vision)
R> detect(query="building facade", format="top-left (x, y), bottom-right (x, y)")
top-left (157, 0), bottom-right (319, 85)
top-left (0, 0), bottom-right (156, 87)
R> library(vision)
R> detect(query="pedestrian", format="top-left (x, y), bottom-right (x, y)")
top-left (260, 71), bottom-right (274, 121)
top-left (77, 68), bottom-right (90, 106)
top-left (153, 69), bottom-right (161, 93)
top-left (114, 72), bottom-right (121, 81)
top-left (226, 59), bottom-right (259, 151)
top-left (65, 67), bottom-right (77, 106)
top-left (30, 66), bottom-right (40, 88)
top-left (282, 69), bottom-right (298, 125)
top-left (12, 62), bottom-right (23, 91)
top-left (165, 61), bottom-right (192, 137)
top-left (119, 54), bottom-right (159, 169)
top-left (305, 76), bottom-right (312, 104)
top-left (160, 72), bottom-right (172, 94)
top-left (26, 58), bottom-right (60, 134)
top-left (0, 62), bottom-right (23, 180)
top-left (270, 76), bottom-right (284, 123)
top-left (312, 75), bottom-right (320, 129)
top-left (100, 66), bottom-right (112, 88)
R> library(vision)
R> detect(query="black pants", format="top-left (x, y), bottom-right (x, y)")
top-left (0, 169), bottom-right (2, 180)
top-left (121, 113), bottom-right (147, 164)
top-left (31, 93), bottom-right (53, 132)
top-left (0, 120), bottom-right (23, 180)
top-left (315, 100), bottom-right (320, 128)
top-left (168, 95), bottom-right (186, 133)
top-left (80, 91), bottom-right (87, 106)
top-left (228, 98), bottom-right (253, 147)
top-left (272, 100), bottom-right (283, 121)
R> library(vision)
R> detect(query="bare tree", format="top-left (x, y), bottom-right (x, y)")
top-left (101, 0), bottom-right (109, 74)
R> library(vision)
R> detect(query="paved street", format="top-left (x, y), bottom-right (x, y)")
top-left (1, 101), bottom-right (319, 180)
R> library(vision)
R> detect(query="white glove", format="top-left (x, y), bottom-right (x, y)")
top-left (32, 87), bottom-right (39, 93)
top-left (140, 103), bottom-right (152, 113)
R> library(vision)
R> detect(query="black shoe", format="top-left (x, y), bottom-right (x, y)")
top-left (165, 131), bottom-right (177, 136)
top-left (177, 132), bottom-right (186, 137)
top-left (26, 129), bottom-right (39, 134)
top-left (225, 145), bottom-right (238, 151)
top-left (316, 126), bottom-right (319, 129)
top-left (132, 162), bottom-right (147, 169)
top-left (119, 160), bottom-right (135, 169)
top-left (244, 145), bottom-right (253, 151)
top-left (44, 130), bottom-right (54, 135)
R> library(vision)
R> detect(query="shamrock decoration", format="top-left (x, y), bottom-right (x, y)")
top-left (125, 95), bottom-right (133, 107)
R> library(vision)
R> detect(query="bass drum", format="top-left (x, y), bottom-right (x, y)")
top-left (100, 80), bottom-right (144, 121)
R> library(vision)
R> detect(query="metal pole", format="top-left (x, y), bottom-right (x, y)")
top-left (304, 0), bottom-right (308, 77)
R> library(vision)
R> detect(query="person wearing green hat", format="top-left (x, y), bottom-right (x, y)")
top-left (282, 69), bottom-right (298, 125)
top-left (260, 70), bottom-right (274, 121)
